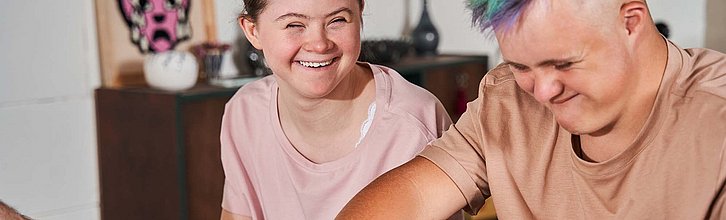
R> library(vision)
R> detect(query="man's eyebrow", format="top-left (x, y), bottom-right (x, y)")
top-left (536, 57), bottom-right (582, 66)
top-left (502, 57), bottom-right (582, 67)
top-left (502, 60), bottom-right (525, 67)
top-left (274, 7), bottom-right (353, 22)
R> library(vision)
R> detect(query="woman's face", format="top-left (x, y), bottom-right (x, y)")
top-left (240, 0), bottom-right (363, 99)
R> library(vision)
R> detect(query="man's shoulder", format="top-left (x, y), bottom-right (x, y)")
top-left (675, 47), bottom-right (726, 101)
top-left (484, 63), bottom-right (517, 85)
top-left (478, 64), bottom-right (522, 97)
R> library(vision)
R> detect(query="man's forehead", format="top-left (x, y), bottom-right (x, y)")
top-left (496, 0), bottom-right (608, 34)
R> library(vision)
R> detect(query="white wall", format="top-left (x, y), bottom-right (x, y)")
top-left (649, 0), bottom-right (706, 48)
top-left (705, 0), bottom-right (726, 52)
top-left (0, 0), bottom-right (101, 219)
top-left (0, 0), bottom-right (709, 220)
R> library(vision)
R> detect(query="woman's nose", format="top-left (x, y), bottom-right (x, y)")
top-left (302, 29), bottom-right (335, 53)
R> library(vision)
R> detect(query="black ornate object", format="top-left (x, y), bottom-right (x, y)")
top-left (411, 0), bottom-right (440, 56)
top-left (655, 21), bottom-right (670, 38)
top-left (359, 40), bottom-right (412, 64)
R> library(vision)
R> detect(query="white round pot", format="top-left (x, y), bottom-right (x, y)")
top-left (143, 51), bottom-right (199, 91)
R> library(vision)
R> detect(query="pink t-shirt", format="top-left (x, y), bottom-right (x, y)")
top-left (220, 63), bottom-right (452, 219)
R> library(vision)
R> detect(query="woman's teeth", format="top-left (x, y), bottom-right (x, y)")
top-left (299, 59), bottom-right (333, 68)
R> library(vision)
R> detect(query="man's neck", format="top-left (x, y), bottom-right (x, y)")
top-left (579, 33), bottom-right (668, 162)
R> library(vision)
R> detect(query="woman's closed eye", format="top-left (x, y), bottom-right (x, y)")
top-left (286, 22), bottom-right (305, 29)
top-left (331, 17), bottom-right (347, 24)
top-left (328, 17), bottom-right (349, 28)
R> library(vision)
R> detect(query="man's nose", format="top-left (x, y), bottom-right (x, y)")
top-left (532, 70), bottom-right (564, 104)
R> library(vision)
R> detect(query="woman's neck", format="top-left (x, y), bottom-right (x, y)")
top-left (277, 64), bottom-right (375, 163)
top-left (278, 65), bottom-right (373, 133)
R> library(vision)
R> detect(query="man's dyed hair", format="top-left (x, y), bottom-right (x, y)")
top-left (468, 0), bottom-right (531, 33)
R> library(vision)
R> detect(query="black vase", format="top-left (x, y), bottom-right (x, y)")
top-left (412, 0), bottom-right (439, 56)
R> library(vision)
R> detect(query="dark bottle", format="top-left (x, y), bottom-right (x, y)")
top-left (412, 0), bottom-right (439, 56)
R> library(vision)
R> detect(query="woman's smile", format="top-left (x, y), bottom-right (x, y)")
top-left (297, 57), bottom-right (337, 68)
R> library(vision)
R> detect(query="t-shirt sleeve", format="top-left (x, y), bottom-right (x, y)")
top-left (222, 179), bottom-right (252, 215)
top-left (433, 94), bottom-right (454, 137)
top-left (708, 139), bottom-right (726, 219)
top-left (220, 103), bottom-right (257, 217)
top-left (709, 191), bottom-right (726, 220)
top-left (419, 91), bottom-right (490, 215)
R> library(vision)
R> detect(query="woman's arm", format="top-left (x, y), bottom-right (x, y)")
top-left (337, 157), bottom-right (467, 219)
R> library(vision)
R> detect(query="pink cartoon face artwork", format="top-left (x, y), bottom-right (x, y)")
top-left (118, 0), bottom-right (192, 53)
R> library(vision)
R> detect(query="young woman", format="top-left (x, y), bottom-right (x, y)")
top-left (220, 0), bottom-right (453, 219)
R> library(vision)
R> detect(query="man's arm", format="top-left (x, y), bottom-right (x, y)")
top-left (220, 209), bottom-right (252, 220)
top-left (337, 156), bottom-right (467, 219)
top-left (0, 200), bottom-right (30, 220)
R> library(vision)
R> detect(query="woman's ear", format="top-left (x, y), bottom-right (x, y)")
top-left (620, 1), bottom-right (648, 36)
top-left (239, 17), bottom-right (263, 50)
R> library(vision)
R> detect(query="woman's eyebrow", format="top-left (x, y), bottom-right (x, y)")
top-left (275, 7), bottom-right (353, 22)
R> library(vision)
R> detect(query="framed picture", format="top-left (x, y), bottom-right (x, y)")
top-left (95, 0), bottom-right (217, 87)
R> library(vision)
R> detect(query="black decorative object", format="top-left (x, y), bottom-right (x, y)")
top-left (232, 34), bottom-right (271, 77)
top-left (359, 39), bottom-right (412, 64)
top-left (412, 0), bottom-right (439, 56)
top-left (246, 47), bottom-right (270, 76)
top-left (655, 21), bottom-right (670, 39)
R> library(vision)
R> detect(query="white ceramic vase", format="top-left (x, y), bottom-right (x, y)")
top-left (143, 51), bottom-right (198, 91)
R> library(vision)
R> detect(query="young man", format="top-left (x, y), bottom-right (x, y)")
top-left (338, 0), bottom-right (726, 219)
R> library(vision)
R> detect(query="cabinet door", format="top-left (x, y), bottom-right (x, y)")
top-left (182, 97), bottom-right (228, 220)
top-left (96, 89), bottom-right (183, 220)
top-left (421, 63), bottom-right (487, 121)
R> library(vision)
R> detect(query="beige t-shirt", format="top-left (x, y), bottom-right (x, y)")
top-left (420, 40), bottom-right (726, 219)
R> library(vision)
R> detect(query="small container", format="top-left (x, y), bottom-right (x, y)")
top-left (143, 51), bottom-right (199, 91)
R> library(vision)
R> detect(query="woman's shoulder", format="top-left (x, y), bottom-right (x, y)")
top-left (368, 63), bottom-right (451, 131)
top-left (227, 75), bottom-right (276, 107)
top-left (368, 63), bottom-right (442, 107)
top-left (221, 76), bottom-right (278, 149)
top-left (223, 75), bottom-right (276, 128)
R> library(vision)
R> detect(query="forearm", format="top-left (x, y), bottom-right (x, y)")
top-left (0, 200), bottom-right (29, 220)
top-left (338, 169), bottom-right (427, 219)
top-left (337, 157), bottom-right (466, 219)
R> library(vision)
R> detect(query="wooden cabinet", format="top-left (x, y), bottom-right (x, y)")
top-left (96, 85), bottom-right (237, 220)
top-left (95, 55), bottom-right (487, 220)
top-left (392, 55), bottom-right (489, 121)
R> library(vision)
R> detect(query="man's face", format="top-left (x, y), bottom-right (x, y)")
top-left (496, 0), bottom-right (639, 135)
